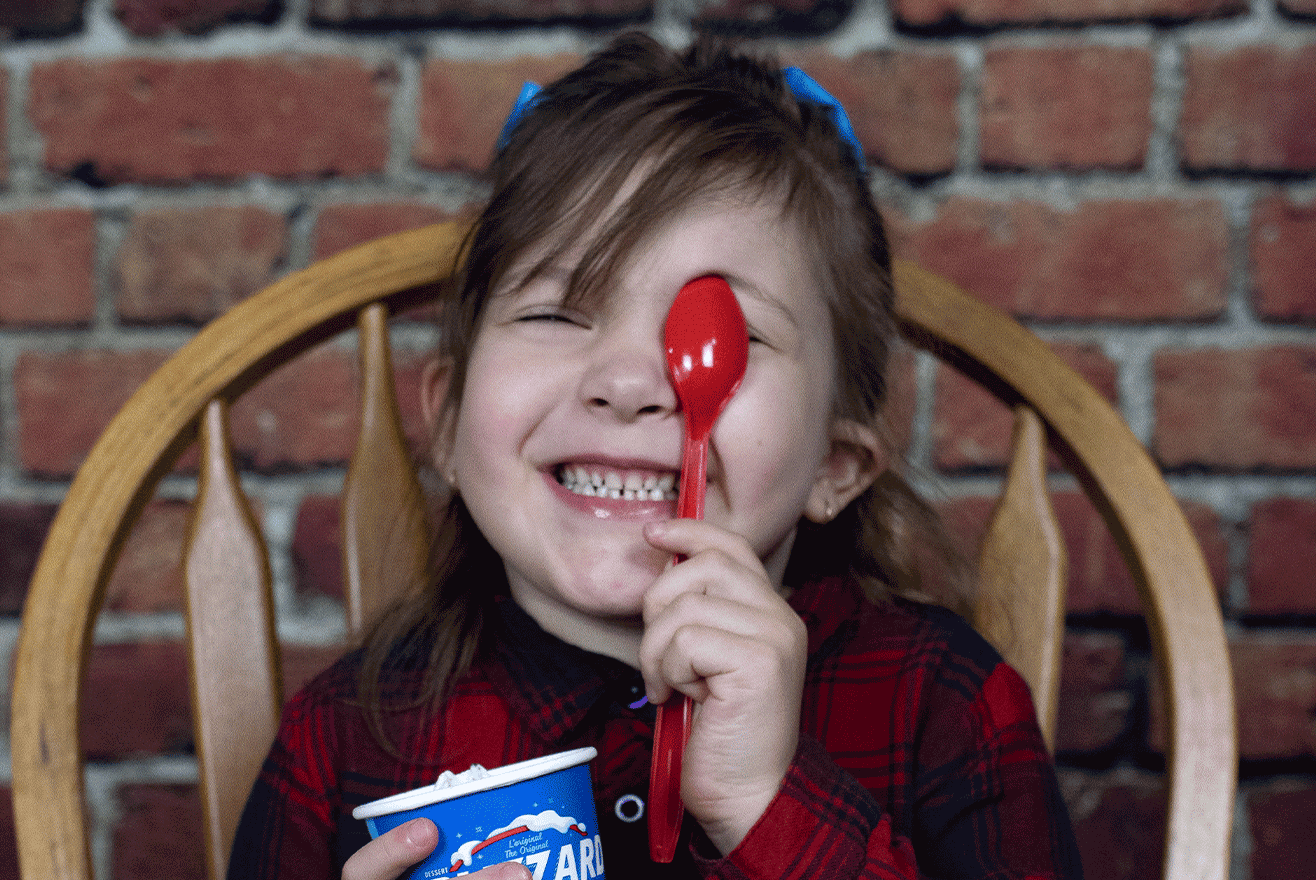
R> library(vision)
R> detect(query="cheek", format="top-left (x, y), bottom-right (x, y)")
top-left (717, 376), bottom-right (831, 503)
top-left (449, 359), bottom-right (525, 476)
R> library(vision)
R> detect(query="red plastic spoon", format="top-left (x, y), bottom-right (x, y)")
top-left (649, 274), bottom-right (749, 862)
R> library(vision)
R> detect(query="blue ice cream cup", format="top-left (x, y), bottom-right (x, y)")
top-left (352, 747), bottom-right (604, 880)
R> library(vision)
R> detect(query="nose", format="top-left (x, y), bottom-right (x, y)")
top-left (578, 337), bottom-right (677, 423)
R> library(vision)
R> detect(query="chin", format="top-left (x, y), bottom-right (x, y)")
top-left (570, 578), bottom-right (653, 618)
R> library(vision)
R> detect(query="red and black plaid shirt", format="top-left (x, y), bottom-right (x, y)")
top-left (229, 576), bottom-right (1081, 879)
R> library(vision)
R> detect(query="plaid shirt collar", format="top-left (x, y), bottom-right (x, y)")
top-left (485, 595), bottom-right (647, 745)
top-left (482, 576), bottom-right (861, 746)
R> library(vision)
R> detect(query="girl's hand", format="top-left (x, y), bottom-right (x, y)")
top-left (342, 819), bottom-right (531, 880)
top-left (638, 519), bottom-right (809, 856)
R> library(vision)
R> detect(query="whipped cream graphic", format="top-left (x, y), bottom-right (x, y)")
top-left (448, 809), bottom-right (588, 872)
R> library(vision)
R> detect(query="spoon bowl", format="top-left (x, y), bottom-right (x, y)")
top-left (663, 275), bottom-right (750, 519)
top-left (648, 275), bottom-right (748, 863)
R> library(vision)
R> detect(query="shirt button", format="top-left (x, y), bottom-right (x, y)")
top-left (614, 793), bottom-right (645, 823)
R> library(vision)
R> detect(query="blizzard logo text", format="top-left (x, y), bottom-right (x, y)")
top-left (434, 809), bottom-right (603, 880)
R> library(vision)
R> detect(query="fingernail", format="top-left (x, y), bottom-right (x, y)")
top-left (403, 818), bottom-right (435, 848)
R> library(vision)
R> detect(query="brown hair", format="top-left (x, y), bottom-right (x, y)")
top-left (358, 33), bottom-right (968, 731)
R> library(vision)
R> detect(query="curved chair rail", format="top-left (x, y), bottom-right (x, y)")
top-left (12, 222), bottom-right (468, 880)
top-left (893, 261), bottom-right (1236, 880)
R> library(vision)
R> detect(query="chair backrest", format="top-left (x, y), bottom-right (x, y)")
top-left (11, 224), bottom-right (1235, 880)
top-left (893, 262), bottom-right (1237, 880)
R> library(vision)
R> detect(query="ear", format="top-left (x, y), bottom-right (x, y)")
top-left (804, 418), bottom-right (888, 524)
top-left (419, 358), bottom-right (459, 484)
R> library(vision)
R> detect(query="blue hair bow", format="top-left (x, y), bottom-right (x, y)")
top-left (497, 81), bottom-right (543, 150)
top-left (781, 66), bottom-right (866, 173)
top-left (496, 66), bottom-right (865, 172)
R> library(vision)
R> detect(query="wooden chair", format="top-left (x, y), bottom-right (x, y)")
top-left (11, 222), bottom-right (1235, 880)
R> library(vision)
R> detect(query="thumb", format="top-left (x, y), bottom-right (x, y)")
top-left (343, 818), bottom-right (439, 880)
top-left (475, 863), bottom-right (534, 880)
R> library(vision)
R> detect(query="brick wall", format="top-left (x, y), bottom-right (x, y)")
top-left (0, 1), bottom-right (1313, 878)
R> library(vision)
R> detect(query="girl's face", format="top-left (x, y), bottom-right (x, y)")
top-left (430, 194), bottom-right (881, 654)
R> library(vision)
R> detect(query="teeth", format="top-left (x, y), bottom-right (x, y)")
top-left (558, 465), bottom-right (678, 501)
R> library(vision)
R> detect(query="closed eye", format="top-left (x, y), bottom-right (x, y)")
top-left (520, 311), bottom-right (577, 323)
top-left (514, 307), bottom-right (592, 329)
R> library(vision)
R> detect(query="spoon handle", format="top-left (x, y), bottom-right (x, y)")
top-left (675, 427), bottom-right (708, 520)
top-left (649, 693), bottom-right (692, 862)
top-left (648, 431), bottom-right (709, 861)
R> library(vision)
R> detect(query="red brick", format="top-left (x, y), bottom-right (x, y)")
top-left (888, 197), bottom-right (1228, 321)
top-left (310, 0), bottom-right (650, 24)
top-left (1247, 497), bottom-right (1316, 615)
top-left (931, 343), bottom-right (1117, 471)
top-left (1251, 785), bottom-right (1316, 880)
top-left (882, 343), bottom-right (919, 455)
top-left (293, 494), bottom-right (342, 600)
top-left (0, 70), bottom-right (7, 183)
top-left (892, 0), bottom-right (1241, 27)
top-left (15, 349), bottom-right (172, 478)
top-left (940, 490), bottom-right (1226, 618)
top-left (1181, 45), bottom-right (1316, 173)
top-left (934, 494), bottom-right (993, 556)
top-left (115, 0), bottom-right (277, 35)
top-left (1054, 493), bottom-right (1142, 615)
top-left (282, 643), bottom-right (349, 697)
top-left (1251, 193), bottom-right (1316, 323)
top-left (112, 784), bottom-right (205, 880)
top-left (783, 50), bottom-right (960, 177)
top-left (80, 640), bottom-right (346, 762)
top-left (0, 0), bottom-right (85, 34)
top-left (1228, 633), bottom-right (1316, 760)
top-left (29, 56), bottom-right (393, 184)
top-left (1153, 346), bottom-right (1316, 471)
top-left (0, 787), bottom-right (17, 880)
top-left (940, 496), bottom-right (1141, 621)
top-left (81, 641), bottom-right (192, 758)
top-left (228, 344), bottom-right (357, 471)
top-left (980, 46), bottom-right (1153, 171)
top-left (0, 208), bottom-right (96, 326)
top-left (1062, 493), bottom-right (1226, 616)
top-left (1066, 776), bottom-right (1166, 880)
top-left (0, 502), bottom-right (57, 615)
top-left (313, 202), bottom-right (454, 261)
top-left (392, 351), bottom-right (433, 452)
top-left (415, 55), bottom-right (582, 172)
top-left (103, 500), bottom-right (191, 614)
top-left (698, 0), bottom-right (856, 31)
top-left (1055, 632), bottom-right (1130, 753)
top-left (116, 206), bottom-right (288, 324)
top-left (226, 343), bottom-right (431, 472)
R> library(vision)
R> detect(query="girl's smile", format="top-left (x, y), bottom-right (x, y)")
top-left (429, 192), bottom-right (875, 662)
top-left (549, 461), bottom-right (679, 520)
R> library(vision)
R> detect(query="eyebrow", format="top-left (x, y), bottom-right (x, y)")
top-left (494, 260), bottom-right (572, 300)
top-left (718, 272), bottom-right (800, 328)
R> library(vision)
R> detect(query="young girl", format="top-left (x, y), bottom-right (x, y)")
top-left (229, 33), bottom-right (1082, 880)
